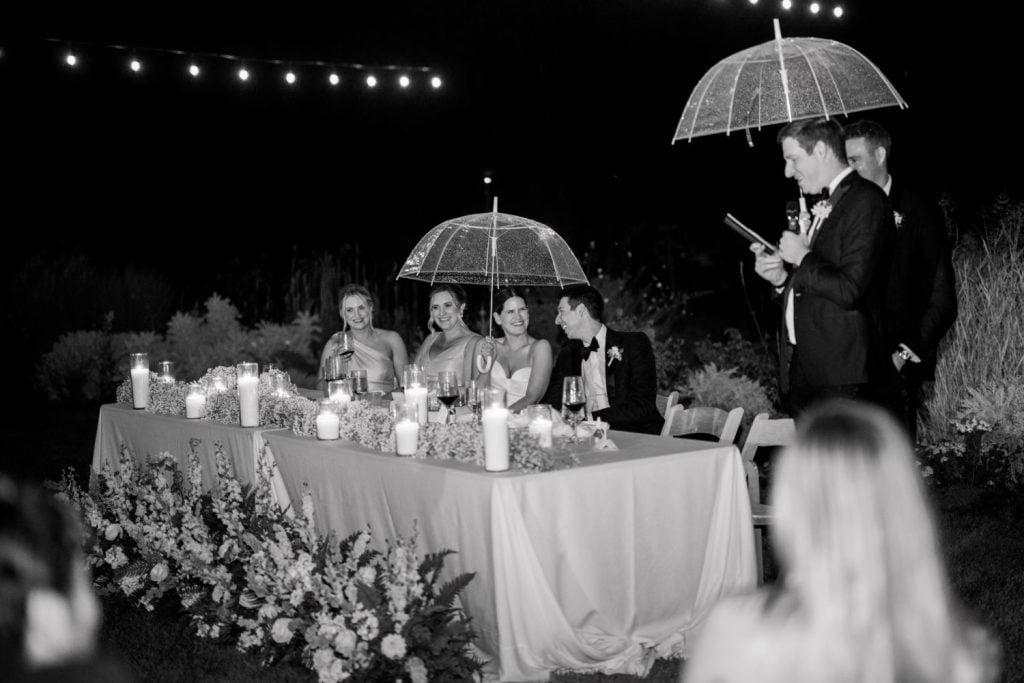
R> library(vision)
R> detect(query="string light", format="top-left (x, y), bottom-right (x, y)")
top-left (809, 2), bottom-right (821, 13)
top-left (833, 6), bottom-right (844, 17)
top-left (782, 0), bottom-right (793, 9)
top-left (35, 37), bottom-right (445, 93)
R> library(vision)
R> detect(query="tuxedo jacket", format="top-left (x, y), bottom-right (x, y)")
top-left (885, 180), bottom-right (958, 380)
top-left (543, 328), bottom-right (664, 435)
top-left (780, 171), bottom-right (895, 390)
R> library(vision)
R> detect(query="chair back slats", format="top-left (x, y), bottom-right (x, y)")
top-left (656, 391), bottom-right (680, 418)
top-left (660, 405), bottom-right (744, 445)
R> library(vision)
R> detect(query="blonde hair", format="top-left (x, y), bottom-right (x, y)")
top-left (772, 400), bottom-right (998, 683)
top-left (338, 284), bottom-right (374, 332)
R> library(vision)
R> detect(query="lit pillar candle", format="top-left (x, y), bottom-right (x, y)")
top-left (328, 379), bottom-right (353, 405)
top-left (316, 404), bottom-right (340, 440)
top-left (237, 362), bottom-right (259, 427)
top-left (481, 387), bottom-right (509, 472)
top-left (405, 384), bottom-right (428, 425)
top-left (394, 402), bottom-right (420, 455)
top-left (185, 384), bottom-right (206, 419)
top-left (528, 415), bottom-right (554, 449)
top-left (129, 352), bottom-right (149, 409)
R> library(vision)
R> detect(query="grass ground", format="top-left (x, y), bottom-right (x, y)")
top-left (3, 398), bottom-right (1019, 682)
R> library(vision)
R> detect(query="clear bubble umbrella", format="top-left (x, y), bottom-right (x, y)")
top-left (398, 197), bottom-right (588, 338)
top-left (672, 19), bottom-right (907, 145)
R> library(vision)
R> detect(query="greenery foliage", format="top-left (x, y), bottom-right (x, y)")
top-left (693, 328), bottom-right (780, 408)
top-left (682, 363), bottom-right (775, 433)
top-left (36, 295), bottom-right (322, 402)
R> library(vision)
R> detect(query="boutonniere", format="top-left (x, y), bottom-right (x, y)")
top-left (811, 200), bottom-right (832, 221)
top-left (893, 210), bottom-right (904, 228)
top-left (607, 346), bottom-right (623, 366)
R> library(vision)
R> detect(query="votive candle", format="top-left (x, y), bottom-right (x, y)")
top-left (316, 410), bottom-right (340, 440)
top-left (405, 384), bottom-right (429, 424)
top-left (528, 415), bottom-right (554, 449)
top-left (185, 384), bottom-right (206, 419)
top-left (237, 362), bottom-right (259, 427)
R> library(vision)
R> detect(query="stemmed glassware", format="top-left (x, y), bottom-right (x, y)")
top-left (465, 379), bottom-right (482, 423)
top-left (436, 370), bottom-right (459, 424)
top-left (562, 376), bottom-right (587, 443)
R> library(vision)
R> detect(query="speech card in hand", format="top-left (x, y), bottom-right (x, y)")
top-left (724, 213), bottom-right (776, 254)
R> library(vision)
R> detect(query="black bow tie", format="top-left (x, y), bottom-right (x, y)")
top-left (581, 338), bottom-right (600, 360)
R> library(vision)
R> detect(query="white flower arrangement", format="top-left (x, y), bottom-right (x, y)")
top-left (55, 444), bottom-right (483, 681)
top-left (894, 210), bottom-right (904, 227)
top-left (606, 345), bottom-right (623, 366)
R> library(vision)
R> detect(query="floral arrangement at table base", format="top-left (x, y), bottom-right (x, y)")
top-left (54, 443), bottom-right (483, 682)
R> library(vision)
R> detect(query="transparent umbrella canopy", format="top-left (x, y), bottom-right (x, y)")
top-left (672, 19), bottom-right (907, 144)
top-left (398, 197), bottom-right (588, 338)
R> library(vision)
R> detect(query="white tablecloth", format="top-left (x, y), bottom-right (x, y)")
top-left (262, 429), bottom-right (757, 681)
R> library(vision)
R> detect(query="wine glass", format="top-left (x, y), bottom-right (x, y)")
top-left (436, 370), bottom-right (459, 424)
top-left (562, 376), bottom-right (587, 442)
top-left (465, 379), bottom-right (482, 424)
top-left (348, 368), bottom-right (369, 396)
top-left (339, 331), bottom-right (354, 360)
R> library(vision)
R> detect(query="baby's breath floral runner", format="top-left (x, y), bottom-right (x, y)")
top-left (54, 445), bottom-right (483, 682)
top-left (116, 366), bottom-right (575, 472)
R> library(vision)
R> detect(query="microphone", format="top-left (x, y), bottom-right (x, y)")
top-left (786, 200), bottom-right (800, 233)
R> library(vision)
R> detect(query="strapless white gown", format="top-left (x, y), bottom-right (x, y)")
top-left (490, 363), bottom-right (531, 407)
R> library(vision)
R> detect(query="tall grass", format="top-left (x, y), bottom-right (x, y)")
top-left (923, 204), bottom-right (1024, 442)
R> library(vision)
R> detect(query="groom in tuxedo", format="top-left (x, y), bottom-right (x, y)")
top-left (751, 117), bottom-right (894, 415)
top-left (543, 284), bottom-right (663, 434)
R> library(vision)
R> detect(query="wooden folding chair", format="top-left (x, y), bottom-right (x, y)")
top-left (660, 404), bottom-right (744, 445)
top-left (740, 412), bottom-right (796, 584)
top-left (656, 390), bottom-right (680, 419)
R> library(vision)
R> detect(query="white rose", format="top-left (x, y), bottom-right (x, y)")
top-left (271, 617), bottom-right (294, 644)
top-left (357, 566), bottom-right (377, 584)
top-left (149, 562), bottom-right (170, 583)
top-left (333, 629), bottom-right (358, 656)
top-left (406, 657), bottom-right (429, 683)
top-left (105, 523), bottom-right (122, 541)
top-left (380, 633), bottom-right (407, 660)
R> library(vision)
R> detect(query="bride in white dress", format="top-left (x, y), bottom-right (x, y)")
top-left (471, 287), bottom-right (553, 412)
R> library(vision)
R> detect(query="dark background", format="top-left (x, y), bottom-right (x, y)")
top-left (1, 0), bottom-right (1019, 368)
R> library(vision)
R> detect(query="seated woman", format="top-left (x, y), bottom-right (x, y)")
top-left (413, 283), bottom-right (481, 385)
top-left (319, 284), bottom-right (408, 394)
top-left (682, 400), bottom-right (1001, 683)
top-left (471, 287), bottom-right (552, 412)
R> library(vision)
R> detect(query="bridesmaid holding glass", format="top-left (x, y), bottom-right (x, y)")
top-left (319, 284), bottom-right (408, 394)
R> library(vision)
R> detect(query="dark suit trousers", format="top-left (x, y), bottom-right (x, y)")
top-left (787, 345), bottom-right (864, 416)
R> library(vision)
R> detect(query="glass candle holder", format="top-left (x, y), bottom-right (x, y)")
top-left (129, 352), bottom-right (150, 409)
top-left (527, 404), bottom-right (554, 448)
top-left (316, 400), bottom-right (341, 440)
top-left (237, 362), bottom-right (260, 427)
top-left (348, 368), bottom-right (369, 395)
top-left (403, 367), bottom-right (428, 424)
top-left (328, 378), bottom-right (354, 405)
top-left (393, 401), bottom-right (420, 456)
top-left (185, 382), bottom-right (206, 419)
top-left (482, 390), bottom-right (510, 472)
top-left (157, 360), bottom-right (175, 383)
top-left (402, 364), bottom-right (425, 391)
top-left (426, 376), bottom-right (440, 413)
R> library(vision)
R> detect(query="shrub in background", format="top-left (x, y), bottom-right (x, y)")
top-left (694, 328), bottom-right (780, 409)
top-left (36, 295), bottom-right (321, 403)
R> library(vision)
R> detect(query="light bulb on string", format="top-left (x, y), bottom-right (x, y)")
top-left (65, 51), bottom-right (77, 67)
top-left (188, 63), bottom-right (200, 78)
top-left (129, 58), bottom-right (142, 73)
top-left (833, 6), bottom-right (844, 17)
top-left (366, 74), bottom-right (377, 88)
top-left (285, 70), bottom-right (296, 85)
top-left (328, 72), bottom-right (340, 86)
top-left (810, 2), bottom-right (821, 14)
top-left (398, 74), bottom-right (410, 88)
top-left (748, 0), bottom-right (758, 5)
top-left (430, 75), bottom-right (442, 89)
top-left (782, 0), bottom-right (792, 9)
top-left (238, 67), bottom-right (250, 81)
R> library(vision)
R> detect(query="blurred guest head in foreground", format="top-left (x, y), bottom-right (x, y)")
top-left (0, 475), bottom-right (129, 681)
top-left (682, 400), bottom-right (1001, 683)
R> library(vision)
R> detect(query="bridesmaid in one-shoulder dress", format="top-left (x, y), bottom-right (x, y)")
top-left (412, 283), bottom-right (482, 385)
top-left (319, 284), bottom-right (408, 394)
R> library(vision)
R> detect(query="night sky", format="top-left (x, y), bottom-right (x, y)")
top-left (2, 0), bottom-right (1018, 334)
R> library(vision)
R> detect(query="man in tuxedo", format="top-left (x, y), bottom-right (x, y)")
top-left (843, 120), bottom-right (958, 441)
top-left (543, 284), bottom-right (663, 434)
top-left (751, 118), bottom-right (894, 416)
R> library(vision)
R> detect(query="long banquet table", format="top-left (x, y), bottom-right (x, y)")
top-left (261, 428), bottom-right (757, 681)
top-left (90, 403), bottom-right (287, 498)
